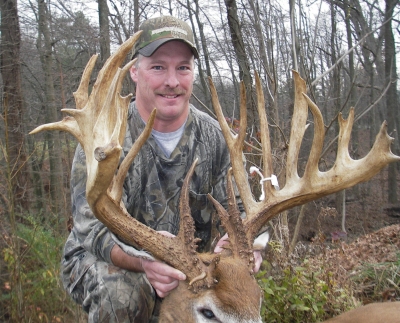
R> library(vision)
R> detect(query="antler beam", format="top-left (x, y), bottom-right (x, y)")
top-left (209, 70), bottom-right (400, 245)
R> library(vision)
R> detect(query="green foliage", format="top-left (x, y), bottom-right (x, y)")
top-left (256, 260), bottom-right (354, 323)
top-left (1, 215), bottom-right (80, 322)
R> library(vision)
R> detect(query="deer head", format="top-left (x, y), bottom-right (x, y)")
top-left (30, 32), bottom-right (399, 323)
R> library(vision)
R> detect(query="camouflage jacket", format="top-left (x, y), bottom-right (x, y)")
top-left (61, 101), bottom-right (237, 293)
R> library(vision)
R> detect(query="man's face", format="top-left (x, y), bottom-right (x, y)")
top-left (130, 40), bottom-right (195, 132)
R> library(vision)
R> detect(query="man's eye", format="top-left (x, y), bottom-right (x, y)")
top-left (152, 66), bottom-right (163, 70)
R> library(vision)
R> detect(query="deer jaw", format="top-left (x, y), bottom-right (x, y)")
top-left (160, 257), bottom-right (262, 323)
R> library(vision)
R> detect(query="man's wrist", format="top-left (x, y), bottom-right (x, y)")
top-left (111, 244), bottom-right (144, 272)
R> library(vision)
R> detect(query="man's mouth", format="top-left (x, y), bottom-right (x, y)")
top-left (160, 94), bottom-right (179, 99)
top-left (157, 90), bottom-right (185, 99)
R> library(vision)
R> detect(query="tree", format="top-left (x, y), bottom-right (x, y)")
top-left (0, 0), bottom-right (29, 209)
top-left (0, 2), bottom-right (30, 319)
top-left (98, 0), bottom-right (111, 63)
top-left (184, 0), bottom-right (213, 109)
top-left (37, 0), bottom-right (65, 220)
top-left (247, 0), bottom-right (280, 142)
top-left (223, 0), bottom-right (257, 126)
top-left (332, 0), bottom-right (386, 143)
top-left (385, 0), bottom-right (398, 203)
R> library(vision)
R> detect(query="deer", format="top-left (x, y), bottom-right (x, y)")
top-left (30, 31), bottom-right (400, 322)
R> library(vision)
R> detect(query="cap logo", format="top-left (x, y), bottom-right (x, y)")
top-left (152, 27), bottom-right (188, 37)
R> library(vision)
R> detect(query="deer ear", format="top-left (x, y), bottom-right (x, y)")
top-left (253, 229), bottom-right (270, 251)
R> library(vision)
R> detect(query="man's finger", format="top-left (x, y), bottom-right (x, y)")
top-left (142, 258), bottom-right (186, 281)
top-left (151, 279), bottom-right (180, 297)
top-left (151, 261), bottom-right (186, 281)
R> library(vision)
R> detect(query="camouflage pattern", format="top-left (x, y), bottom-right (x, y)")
top-left (61, 101), bottom-right (236, 322)
top-left (131, 16), bottom-right (199, 59)
top-left (80, 261), bottom-right (158, 323)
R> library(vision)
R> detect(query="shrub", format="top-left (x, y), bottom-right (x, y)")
top-left (1, 215), bottom-right (84, 322)
top-left (256, 259), bottom-right (355, 323)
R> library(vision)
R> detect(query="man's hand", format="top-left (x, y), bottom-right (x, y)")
top-left (110, 231), bottom-right (186, 298)
top-left (214, 233), bottom-right (263, 273)
top-left (253, 250), bottom-right (262, 273)
top-left (213, 233), bottom-right (229, 253)
top-left (140, 258), bottom-right (186, 298)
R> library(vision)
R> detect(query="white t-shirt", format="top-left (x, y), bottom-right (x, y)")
top-left (151, 121), bottom-right (186, 158)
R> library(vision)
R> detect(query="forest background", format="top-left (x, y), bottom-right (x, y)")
top-left (0, 0), bottom-right (399, 322)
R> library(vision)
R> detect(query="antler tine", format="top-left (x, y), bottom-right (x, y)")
top-left (73, 54), bottom-right (99, 110)
top-left (302, 91), bottom-right (325, 176)
top-left (209, 74), bottom-right (275, 245)
top-left (89, 31), bottom-right (142, 104)
top-left (29, 52), bottom-right (99, 146)
top-left (210, 73), bottom-right (283, 243)
top-left (207, 168), bottom-right (254, 271)
top-left (28, 56), bottom-right (100, 144)
top-left (285, 71), bottom-right (308, 184)
top-left (211, 70), bottom-right (400, 246)
top-left (208, 77), bottom-right (257, 214)
top-left (109, 108), bottom-right (156, 203)
top-left (254, 72), bottom-right (275, 199)
top-left (177, 159), bottom-right (219, 291)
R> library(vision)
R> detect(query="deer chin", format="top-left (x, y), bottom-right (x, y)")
top-left (160, 257), bottom-right (262, 323)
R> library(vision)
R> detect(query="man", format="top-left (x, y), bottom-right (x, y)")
top-left (61, 16), bottom-right (261, 323)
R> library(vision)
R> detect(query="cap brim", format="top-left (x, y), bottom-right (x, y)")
top-left (138, 38), bottom-right (199, 59)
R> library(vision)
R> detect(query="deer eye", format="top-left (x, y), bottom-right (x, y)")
top-left (200, 308), bottom-right (215, 320)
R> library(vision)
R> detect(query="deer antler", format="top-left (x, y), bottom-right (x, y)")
top-left (209, 70), bottom-right (400, 248)
top-left (30, 32), bottom-right (217, 292)
top-left (207, 168), bottom-right (255, 272)
top-left (30, 29), bottom-right (399, 297)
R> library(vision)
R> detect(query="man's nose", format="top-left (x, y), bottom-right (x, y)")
top-left (164, 69), bottom-right (179, 88)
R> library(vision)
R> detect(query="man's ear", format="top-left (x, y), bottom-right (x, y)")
top-left (129, 65), bottom-right (138, 83)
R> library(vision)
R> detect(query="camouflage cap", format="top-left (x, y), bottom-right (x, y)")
top-left (131, 16), bottom-right (199, 59)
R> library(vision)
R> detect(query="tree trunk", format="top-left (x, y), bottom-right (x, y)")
top-left (133, 0), bottom-right (139, 32)
top-left (329, 3), bottom-right (345, 220)
top-left (187, 0), bottom-right (212, 109)
top-left (289, 204), bottom-right (306, 255)
top-left (0, 0), bottom-right (29, 210)
top-left (98, 0), bottom-right (110, 64)
top-left (247, 0), bottom-right (279, 142)
top-left (289, 0), bottom-right (299, 72)
top-left (343, 0), bottom-right (360, 199)
top-left (385, 0), bottom-right (398, 203)
top-left (223, 0), bottom-right (257, 126)
top-left (37, 0), bottom-right (65, 220)
top-left (334, 0), bottom-right (385, 145)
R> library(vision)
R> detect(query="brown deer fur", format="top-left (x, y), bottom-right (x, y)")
top-left (321, 302), bottom-right (400, 323)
